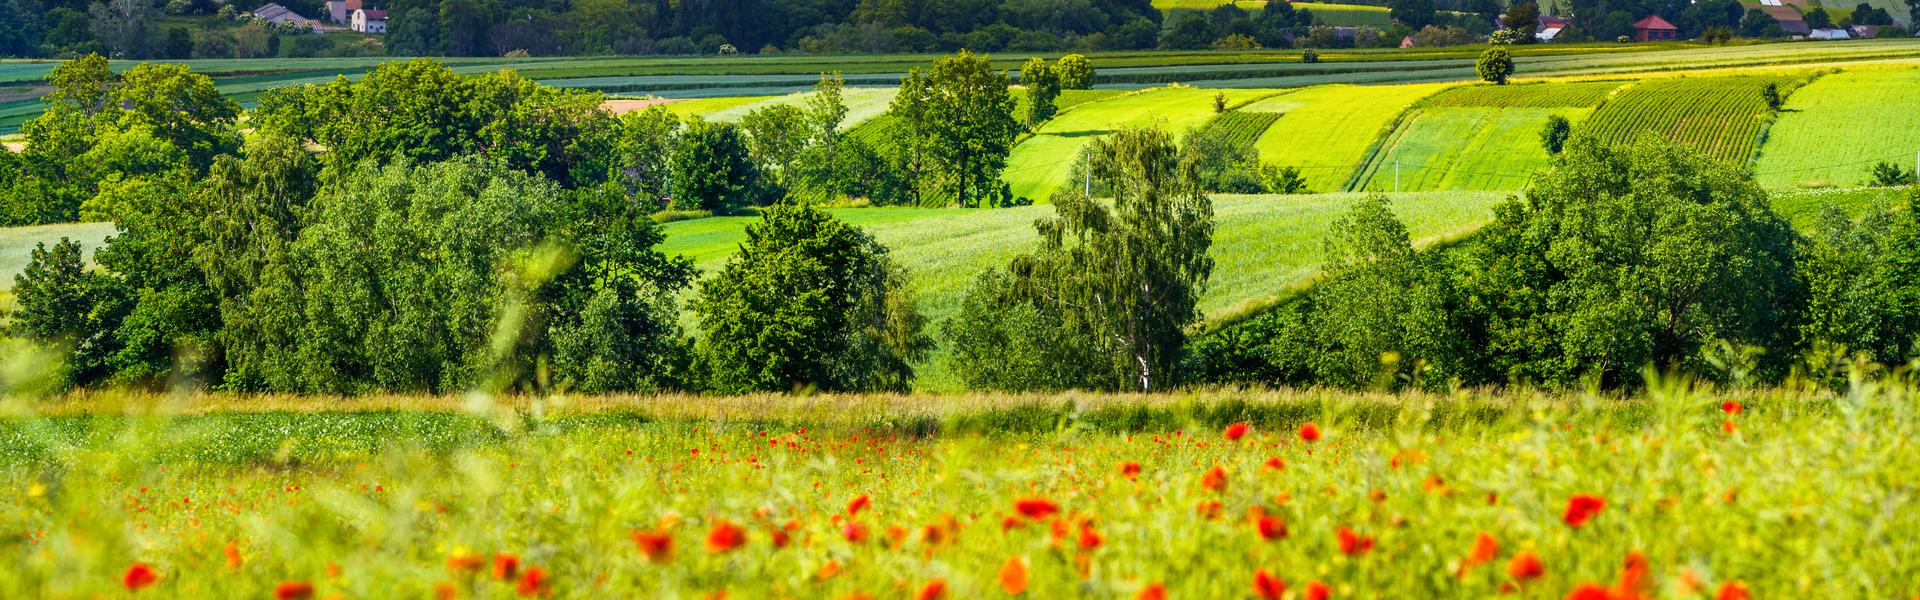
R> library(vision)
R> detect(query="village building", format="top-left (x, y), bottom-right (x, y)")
top-left (352, 8), bottom-right (388, 33)
top-left (1631, 15), bottom-right (1679, 41)
top-left (251, 3), bottom-right (319, 28)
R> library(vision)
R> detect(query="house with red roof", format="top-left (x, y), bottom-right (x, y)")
top-left (1632, 15), bottom-right (1679, 41)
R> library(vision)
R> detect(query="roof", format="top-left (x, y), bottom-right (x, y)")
top-left (1632, 15), bottom-right (1678, 30)
top-left (346, 0), bottom-right (362, 9)
top-left (252, 3), bottom-right (294, 18)
top-left (1808, 28), bottom-right (1851, 38)
top-left (1760, 5), bottom-right (1804, 22)
top-left (1536, 25), bottom-right (1564, 41)
top-left (358, 8), bottom-right (387, 19)
top-left (1539, 16), bottom-right (1571, 27)
top-left (1779, 20), bottom-right (1812, 34)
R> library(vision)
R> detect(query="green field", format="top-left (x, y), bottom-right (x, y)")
top-left (1752, 68), bottom-right (1920, 188)
top-left (1247, 83), bottom-right (1455, 193)
top-left (1348, 81), bottom-right (1619, 192)
top-left (1579, 75), bottom-right (1798, 165)
top-left (657, 191), bottom-right (1502, 389)
top-left (1353, 107), bottom-right (1590, 192)
top-left (677, 87), bottom-right (900, 130)
top-left (1003, 87), bottom-right (1276, 202)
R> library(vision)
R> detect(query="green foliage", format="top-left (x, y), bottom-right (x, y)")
top-left (253, 59), bottom-right (617, 188)
top-left (1476, 47), bottom-right (1515, 85)
top-left (1540, 114), bottom-right (1571, 155)
top-left (1054, 54), bottom-right (1095, 90)
top-left (1453, 136), bottom-right (1803, 387)
top-left (692, 202), bottom-right (931, 393)
top-left (612, 106), bottom-right (682, 204)
top-left (9, 238), bottom-right (121, 386)
top-left (1019, 57), bottom-right (1061, 128)
top-left (889, 51), bottom-right (1022, 208)
top-left (669, 119), bottom-right (761, 213)
top-left (1869, 161), bottom-right (1918, 187)
top-left (1795, 196), bottom-right (1920, 378)
top-left (1762, 82), bottom-right (1782, 111)
top-left (256, 156), bottom-right (572, 393)
top-left (740, 103), bottom-right (812, 180)
top-left (1192, 137), bottom-right (1803, 390)
top-left (949, 127), bottom-right (1213, 392)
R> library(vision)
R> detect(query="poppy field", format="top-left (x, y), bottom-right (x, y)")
top-left (3, 379), bottom-right (1918, 599)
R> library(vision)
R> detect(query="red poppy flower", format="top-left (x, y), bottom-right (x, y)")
top-left (843, 522), bottom-right (870, 543)
top-left (847, 494), bottom-right (871, 517)
top-left (706, 520), bottom-right (747, 553)
top-left (1252, 568), bottom-right (1285, 600)
top-left (1506, 551), bottom-right (1544, 581)
top-left (1263, 457), bottom-right (1285, 470)
top-left (998, 556), bottom-right (1029, 595)
top-left (1336, 527), bottom-right (1375, 556)
top-left (1721, 420), bottom-right (1736, 435)
top-left (1224, 422), bottom-right (1251, 441)
top-left (1077, 522), bottom-right (1104, 550)
top-left (1120, 462), bottom-right (1142, 479)
top-left (1563, 495), bottom-right (1605, 528)
top-left (1135, 583), bottom-right (1167, 600)
top-left (1014, 498), bottom-right (1059, 520)
top-left (433, 581), bottom-right (457, 600)
top-left (1202, 465), bottom-right (1229, 492)
top-left (1304, 580), bottom-right (1331, 600)
top-left (1256, 515), bottom-right (1288, 540)
top-left (915, 578), bottom-right (947, 600)
top-left (1566, 583), bottom-right (1611, 600)
top-left (274, 581), bottom-right (315, 600)
top-left (631, 529), bottom-right (674, 563)
top-left (493, 553), bottom-right (521, 581)
top-left (1462, 532), bottom-right (1499, 573)
top-left (1298, 422), bottom-right (1322, 442)
top-left (223, 542), bottom-right (244, 569)
top-left (1720, 401), bottom-right (1742, 415)
top-left (515, 567), bottom-right (547, 597)
top-left (1618, 550), bottom-right (1649, 594)
top-left (123, 563), bottom-right (159, 591)
top-left (1714, 581), bottom-right (1750, 600)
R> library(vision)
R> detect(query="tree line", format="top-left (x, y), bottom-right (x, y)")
top-left (1187, 136), bottom-right (1920, 391)
top-left (1, 54), bottom-right (1219, 395)
top-left (7, 55), bottom-right (1918, 396)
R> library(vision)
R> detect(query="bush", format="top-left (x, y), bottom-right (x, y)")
top-left (668, 119), bottom-right (761, 213)
top-left (692, 202), bottom-right (931, 393)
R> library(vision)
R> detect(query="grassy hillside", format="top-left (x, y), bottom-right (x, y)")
top-left (1247, 82), bottom-right (1455, 193)
top-left (657, 191), bottom-right (1504, 389)
top-left (1753, 68), bottom-right (1920, 188)
top-left (1580, 75), bottom-right (1799, 165)
top-left (1350, 81), bottom-right (1621, 191)
top-left (1003, 87), bottom-right (1275, 202)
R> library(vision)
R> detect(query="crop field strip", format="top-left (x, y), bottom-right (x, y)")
top-left (1246, 82), bottom-right (1455, 193)
top-left (1579, 75), bottom-right (1801, 165)
top-left (1347, 80), bottom-right (1621, 192)
top-left (1205, 111), bottom-right (1284, 150)
top-left (1751, 68), bottom-right (1920, 188)
top-left (1002, 87), bottom-right (1277, 202)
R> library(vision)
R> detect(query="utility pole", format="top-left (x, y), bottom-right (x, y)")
top-left (1084, 147), bottom-right (1092, 196)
